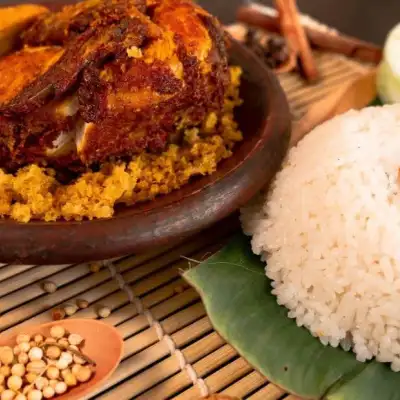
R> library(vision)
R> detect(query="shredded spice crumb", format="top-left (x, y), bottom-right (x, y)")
top-left (0, 67), bottom-right (243, 223)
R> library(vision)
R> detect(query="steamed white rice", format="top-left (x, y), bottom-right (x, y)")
top-left (241, 104), bottom-right (400, 371)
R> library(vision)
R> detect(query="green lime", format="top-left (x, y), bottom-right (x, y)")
top-left (377, 23), bottom-right (400, 103)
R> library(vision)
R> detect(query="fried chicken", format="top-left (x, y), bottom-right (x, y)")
top-left (0, 46), bottom-right (79, 169)
top-left (0, 0), bottom-right (231, 170)
top-left (3, 0), bottom-right (160, 115)
top-left (21, 0), bottom-right (147, 46)
top-left (0, 4), bottom-right (49, 56)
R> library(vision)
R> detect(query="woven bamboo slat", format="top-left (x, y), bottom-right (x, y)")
top-left (0, 264), bottom-right (35, 281)
top-left (0, 21), bottom-right (375, 398)
top-left (221, 371), bottom-right (267, 399)
top-left (246, 384), bottom-right (286, 400)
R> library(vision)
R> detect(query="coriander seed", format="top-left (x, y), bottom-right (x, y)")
top-left (1, 389), bottom-right (16, 400)
top-left (63, 372), bottom-right (77, 387)
top-left (7, 375), bottom-right (22, 391)
top-left (33, 335), bottom-right (43, 345)
top-left (25, 372), bottom-right (38, 384)
top-left (0, 367), bottom-right (10, 378)
top-left (55, 359), bottom-right (69, 371)
top-left (18, 343), bottom-right (30, 354)
top-left (51, 308), bottom-right (65, 321)
top-left (12, 346), bottom-right (20, 356)
top-left (0, 348), bottom-right (13, 365)
top-left (97, 306), bottom-right (111, 318)
top-left (63, 304), bottom-right (77, 316)
top-left (60, 369), bottom-right (70, 380)
top-left (57, 339), bottom-right (68, 349)
top-left (76, 366), bottom-right (92, 383)
top-left (76, 299), bottom-right (89, 309)
top-left (28, 347), bottom-right (43, 362)
top-left (42, 386), bottom-right (54, 399)
top-left (10, 364), bottom-right (24, 377)
top-left (34, 376), bottom-right (48, 390)
top-left (60, 352), bottom-right (72, 365)
top-left (44, 347), bottom-right (60, 361)
top-left (46, 366), bottom-right (59, 381)
top-left (50, 326), bottom-right (65, 339)
top-left (54, 381), bottom-right (67, 395)
top-left (71, 364), bottom-right (81, 376)
top-left (88, 262), bottom-right (101, 273)
top-left (42, 281), bottom-right (57, 294)
top-left (67, 334), bottom-right (83, 346)
top-left (27, 390), bottom-right (42, 400)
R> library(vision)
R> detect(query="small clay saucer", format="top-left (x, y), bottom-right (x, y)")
top-left (0, 319), bottom-right (124, 400)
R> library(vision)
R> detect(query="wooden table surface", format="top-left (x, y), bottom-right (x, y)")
top-left (199, 0), bottom-right (399, 45)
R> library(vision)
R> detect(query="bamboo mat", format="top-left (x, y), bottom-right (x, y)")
top-left (0, 25), bottom-right (374, 400)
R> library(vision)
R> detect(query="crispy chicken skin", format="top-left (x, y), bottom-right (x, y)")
top-left (21, 0), bottom-right (147, 46)
top-left (0, 4), bottom-right (49, 56)
top-left (2, 0), bottom-right (161, 115)
top-left (0, 47), bottom-right (63, 105)
top-left (76, 0), bottom-right (229, 163)
top-left (0, 47), bottom-right (79, 169)
top-left (0, 0), bottom-right (231, 170)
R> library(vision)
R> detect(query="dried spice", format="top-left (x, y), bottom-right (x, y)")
top-left (244, 28), bottom-right (290, 69)
top-left (0, 326), bottom-right (95, 399)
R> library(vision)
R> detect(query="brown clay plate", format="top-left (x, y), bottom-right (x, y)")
top-left (0, 319), bottom-right (124, 400)
top-left (0, 23), bottom-right (291, 264)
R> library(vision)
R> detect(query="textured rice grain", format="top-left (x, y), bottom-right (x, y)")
top-left (241, 104), bottom-right (400, 371)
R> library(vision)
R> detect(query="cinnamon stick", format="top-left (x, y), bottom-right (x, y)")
top-left (274, 0), bottom-right (319, 82)
top-left (237, 5), bottom-right (382, 64)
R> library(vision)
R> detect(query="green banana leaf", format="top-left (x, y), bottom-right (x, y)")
top-left (184, 233), bottom-right (400, 400)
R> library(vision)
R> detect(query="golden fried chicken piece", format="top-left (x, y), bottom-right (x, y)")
top-left (2, 0), bottom-right (160, 116)
top-left (0, 47), bottom-right (79, 169)
top-left (21, 0), bottom-right (103, 46)
top-left (0, 4), bottom-right (49, 56)
top-left (0, 47), bottom-right (63, 104)
top-left (76, 0), bottom-right (230, 163)
top-left (0, 0), bottom-right (230, 169)
top-left (21, 0), bottom-right (147, 47)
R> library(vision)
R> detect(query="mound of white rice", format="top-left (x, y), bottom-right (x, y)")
top-left (241, 104), bottom-right (400, 371)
